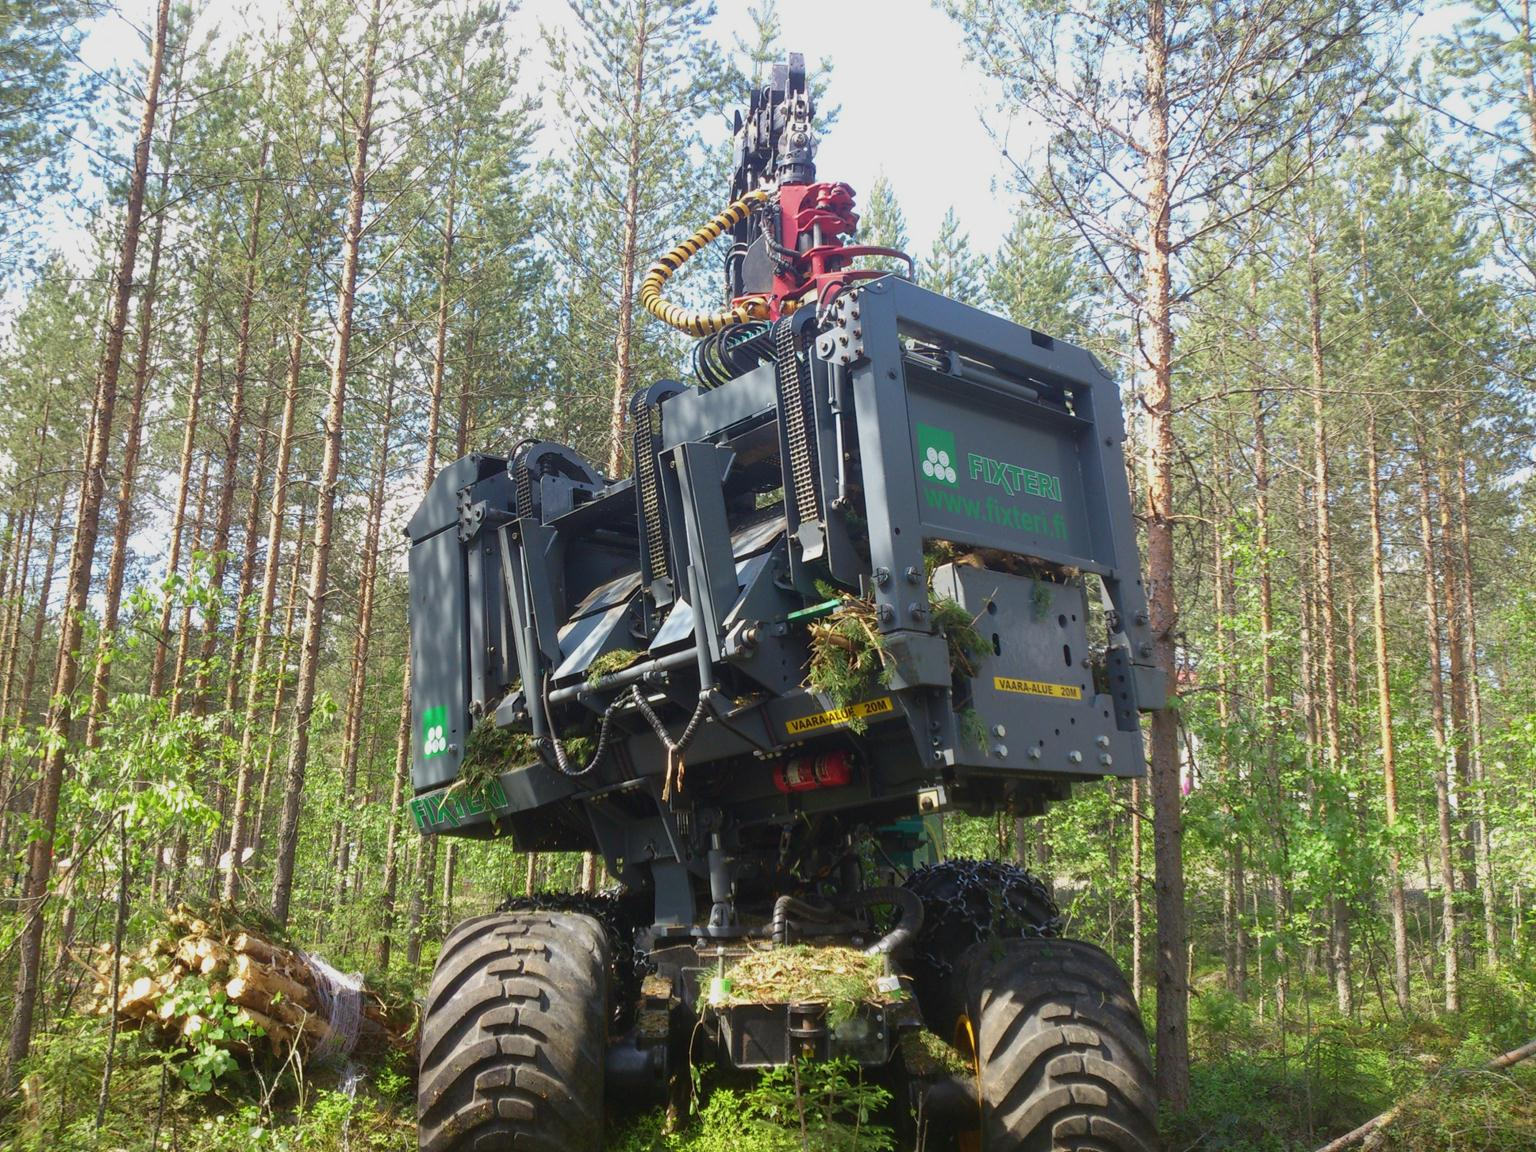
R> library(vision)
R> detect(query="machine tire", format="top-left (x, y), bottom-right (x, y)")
top-left (418, 910), bottom-right (609, 1152)
top-left (959, 937), bottom-right (1157, 1152)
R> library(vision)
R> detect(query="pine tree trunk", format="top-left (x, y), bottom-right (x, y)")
top-left (0, 491), bottom-right (61, 871)
top-left (225, 380), bottom-right (277, 724)
top-left (151, 304), bottom-right (208, 699)
top-left (1367, 413), bottom-right (1410, 1009)
top-left (1416, 437), bottom-right (1458, 1012)
top-left (1437, 461), bottom-right (1475, 910)
top-left (169, 455), bottom-right (213, 718)
top-left (0, 395), bottom-right (52, 736)
top-left (1141, 0), bottom-right (1189, 1105)
top-left (192, 143), bottom-right (268, 712)
top-left (1307, 232), bottom-right (1352, 1016)
top-left (607, 0), bottom-right (651, 476)
top-left (209, 383), bottom-right (275, 892)
top-left (333, 367), bottom-right (396, 900)
top-left (18, 495), bottom-right (66, 740)
top-left (441, 842), bottom-right (457, 931)
top-left (4, 0), bottom-right (171, 1083)
top-left (271, 0), bottom-right (382, 927)
top-left (1253, 389), bottom-right (1288, 1021)
top-left (379, 677), bottom-right (411, 971)
top-left (1214, 516), bottom-right (1245, 998)
top-left (1130, 776), bottom-right (1143, 1003)
top-left (224, 320), bottom-right (303, 900)
top-left (1454, 449), bottom-right (1497, 966)
top-left (253, 498), bottom-right (308, 861)
top-left (0, 507), bottom-right (27, 736)
top-left (85, 35), bottom-right (188, 746)
top-left (407, 835), bottom-right (435, 968)
top-left (163, 454), bottom-right (211, 898)
top-left (424, 124), bottom-right (460, 489)
top-left (457, 327), bottom-right (477, 454)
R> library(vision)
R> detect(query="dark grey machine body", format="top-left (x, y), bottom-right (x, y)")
top-left (404, 274), bottom-right (1164, 937)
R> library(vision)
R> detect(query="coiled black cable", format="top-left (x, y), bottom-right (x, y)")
top-left (691, 321), bottom-right (773, 389)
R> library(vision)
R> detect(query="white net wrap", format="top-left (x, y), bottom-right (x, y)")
top-left (301, 950), bottom-right (364, 1061)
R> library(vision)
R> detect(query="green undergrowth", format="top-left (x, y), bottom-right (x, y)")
top-left (5, 1014), bottom-right (415, 1151)
top-left (610, 1058), bottom-right (894, 1152)
top-left (13, 949), bottom-right (1534, 1150)
top-left (1165, 963), bottom-right (1536, 1151)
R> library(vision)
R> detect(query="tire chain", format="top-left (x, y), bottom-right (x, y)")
top-left (902, 859), bottom-right (1063, 984)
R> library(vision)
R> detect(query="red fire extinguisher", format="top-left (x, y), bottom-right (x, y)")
top-left (773, 750), bottom-right (854, 793)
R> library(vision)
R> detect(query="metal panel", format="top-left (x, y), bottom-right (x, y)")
top-left (553, 601), bottom-right (633, 682)
top-left (932, 563), bottom-right (1140, 779)
top-left (409, 527), bottom-right (468, 791)
top-left (650, 598), bottom-right (695, 651)
top-left (905, 365), bottom-right (1094, 568)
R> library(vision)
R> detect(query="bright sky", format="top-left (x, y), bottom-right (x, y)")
top-left (70, 0), bottom-right (1021, 260)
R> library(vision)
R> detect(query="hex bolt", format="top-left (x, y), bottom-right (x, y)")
top-left (1096, 734), bottom-right (1111, 748)
top-left (993, 724), bottom-right (1007, 738)
top-left (993, 744), bottom-right (1008, 758)
top-left (1028, 747), bottom-right (1042, 761)
top-left (908, 602), bottom-right (927, 620)
top-left (1099, 753), bottom-right (1114, 767)
top-left (1068, 750), bottom-right (1083, 764)
top-left (878, 604), bottom-right (896, 624)
top-left (905, 566), bottom-right (921, 584)
top-left (1138, 643), bottom-right (1153, 658)
top-left (874, 566), bottom-right (891, 587)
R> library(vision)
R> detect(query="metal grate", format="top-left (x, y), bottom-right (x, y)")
top-left (775, 318), bottom-right (821, 528)
top-left (634, 403), bottom-right (669, 587)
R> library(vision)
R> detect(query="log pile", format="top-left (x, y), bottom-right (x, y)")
top-left (83, 908), bottom-right (413, 1061)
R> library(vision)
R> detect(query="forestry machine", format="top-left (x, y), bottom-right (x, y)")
top-left (407, 55), bottom-right (1166, 1152)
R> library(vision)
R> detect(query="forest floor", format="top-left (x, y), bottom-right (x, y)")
top-left (6, 954), bottom-right (1534, 1151)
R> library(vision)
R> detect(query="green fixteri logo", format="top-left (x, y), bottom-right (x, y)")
top-left (916, 423), bottom-right (958, 485)
top-left (422, 705), bottom-right (448, 757)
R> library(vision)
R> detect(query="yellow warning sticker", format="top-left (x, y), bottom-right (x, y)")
top-left (785, 696), bottom-right (896, 736)
top-left (994, 677), bottom-right (1084, 700)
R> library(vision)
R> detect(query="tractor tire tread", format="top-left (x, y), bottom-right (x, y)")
top-left (963, 937), bottom-right (1157, 1152)
top-left (418, 910), bottom-right (607, 1152)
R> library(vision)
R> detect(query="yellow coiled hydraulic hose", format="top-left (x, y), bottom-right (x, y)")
top-left (641, 188), bottom-right (801, 336)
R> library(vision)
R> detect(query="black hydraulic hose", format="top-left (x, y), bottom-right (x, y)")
top-left (538, 675), bottom-right (621, 778)
top-left (771, 895), bottom-right (842, 946)
top-left (853, 885), bottom-right (925, 957)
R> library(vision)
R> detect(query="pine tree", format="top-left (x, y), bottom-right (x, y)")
top-left (944, 0), bottom-right (1397, 1103)
top-left (855, 173), bottom-right (913, 276)
top-left (986, 208), bottom-right (1090, 341)
top-left (4, 0), bottom-right (172, 1083)
top-left (0, 1), bottom-right (95, 257)
top-left (543, 0), bottom-right (732, 472)
top-left (923, 207), bottom-right (985, 305)
top-left (271, 0), bottom-right (388, 928)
